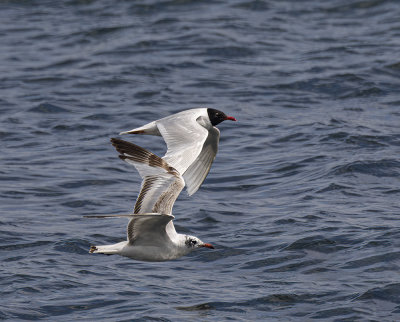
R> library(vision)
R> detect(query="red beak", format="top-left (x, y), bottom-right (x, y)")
top-left (225, 116), bottom-right (237, 122)
top-left (201, 243), bottom-right (215, 249)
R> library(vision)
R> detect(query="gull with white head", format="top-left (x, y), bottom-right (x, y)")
top-left (86, 139), bottom-right (214, 261)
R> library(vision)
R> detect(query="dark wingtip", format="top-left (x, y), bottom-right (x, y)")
top-left (110, 137), bottom-right (120, 146)
top-left (89, 245), bottom-right (97, 253)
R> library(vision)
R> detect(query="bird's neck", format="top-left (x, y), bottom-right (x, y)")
top-left (166, 222), bottom-right (188, 247)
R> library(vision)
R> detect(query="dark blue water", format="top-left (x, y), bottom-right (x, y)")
top-left (1, 0), bottom-right (400, 320)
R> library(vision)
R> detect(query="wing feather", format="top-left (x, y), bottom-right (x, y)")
top-left (111, 138), bottom-right (184, 215)
top-left (157, 117), bottom-right (208, 174)
top-left (183, 127), bottom-right (219, 195)
top-left (126, 214), bottom-right (174, 245)
top-left (155, 109), bottom-right (219, 195)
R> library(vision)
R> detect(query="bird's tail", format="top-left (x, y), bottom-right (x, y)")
top-left (89, 242), bottom-right (127, 255)
top-left (119, 120), bottom-right (160, 136)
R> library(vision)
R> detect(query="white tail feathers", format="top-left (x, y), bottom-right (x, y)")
top-left (119, 121), bottom-right (160, 136)
top-left (89, 241), bottom-right (127, 255)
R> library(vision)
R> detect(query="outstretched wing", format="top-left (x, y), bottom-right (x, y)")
top-left (111, 138), bottom-right (184, 215)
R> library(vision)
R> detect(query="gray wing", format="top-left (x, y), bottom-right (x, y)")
top-left (127, 213), bottom-right (174, 245)
top-left (111, 138), bottom-right (184, 215)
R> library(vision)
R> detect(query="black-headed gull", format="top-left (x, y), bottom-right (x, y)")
top-left (120, 108), bottom-right (236, 196)
top-left (86, 138), bottom-right (214, 261)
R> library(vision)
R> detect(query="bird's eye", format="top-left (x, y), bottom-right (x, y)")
top-left (186, 237), bottom-right (199, 247)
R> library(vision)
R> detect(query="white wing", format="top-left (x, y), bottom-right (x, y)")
top-left (183, 127), bottom-right (220, 195)
top-left (157, 111), bottom-right (208, 174)
top-left (156, 110), bottom-right (220, 195)
top-left (111, 138), bottom-right (184, 215)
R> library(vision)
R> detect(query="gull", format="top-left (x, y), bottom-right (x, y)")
top-left (86, 138), bottom-right (215, 262)
top-left (120, 108), bottom-right (236, 196)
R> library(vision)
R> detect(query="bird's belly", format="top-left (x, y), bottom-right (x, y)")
top-left (121, 245), bottom-right (183, 262)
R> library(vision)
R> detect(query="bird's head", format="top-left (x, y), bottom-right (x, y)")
top-left (185, 235), bottom-right (215, 250)
top-left (207, 108), bottom-right (237, 126)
